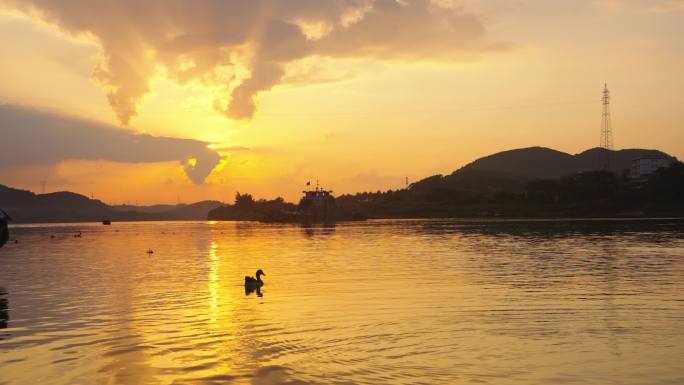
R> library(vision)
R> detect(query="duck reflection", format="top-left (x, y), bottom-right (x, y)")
top-left (245, 286), bottom-right (263, 297)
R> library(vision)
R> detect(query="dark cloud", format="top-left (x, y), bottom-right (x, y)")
top-left (0, 104), bottom-right (222, 184)
top-left (3, 0), bottom-right (499, 123)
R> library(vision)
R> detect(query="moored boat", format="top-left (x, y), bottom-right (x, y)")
top-left (298, 181), bottom-right (336, 224)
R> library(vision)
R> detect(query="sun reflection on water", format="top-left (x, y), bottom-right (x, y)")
top-left (208, 240), bottom-right (219, 325)
top-left (0, 220), bottom-right (683, 385)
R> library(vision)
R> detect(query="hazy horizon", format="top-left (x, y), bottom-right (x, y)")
top-left (0, 144), bottom-right (676, 207)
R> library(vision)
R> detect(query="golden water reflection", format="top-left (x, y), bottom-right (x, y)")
top-left (0, 220), bottom-right (683, 385)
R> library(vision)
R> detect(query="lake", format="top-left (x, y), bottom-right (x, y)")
top-left (1, 219), bottom-right (683, 385)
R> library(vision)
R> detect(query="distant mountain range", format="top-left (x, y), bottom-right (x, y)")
top-left (0, 184), bottom-right (222, 223)
top-left (410, 147), bottom-right (676, 194)
top-left (0, 147), bottom-right (677, 222)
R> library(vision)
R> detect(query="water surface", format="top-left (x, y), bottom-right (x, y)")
top-left (1, 219), bottom-right (683, 384)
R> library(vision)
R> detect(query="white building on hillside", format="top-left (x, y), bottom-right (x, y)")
top-left (630, 157), bottom-right (673, 179)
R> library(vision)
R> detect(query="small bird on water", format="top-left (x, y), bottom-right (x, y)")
top-left (244, 269), bottom-right (266, 288)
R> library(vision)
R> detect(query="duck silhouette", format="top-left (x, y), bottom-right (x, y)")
top-left (244, 269), bottom-right (265, 296)
top-left (245, 269), bottom-right (265, 287)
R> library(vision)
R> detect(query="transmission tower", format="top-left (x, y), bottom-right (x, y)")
top-left (599, 83), bottom-right (613, 170)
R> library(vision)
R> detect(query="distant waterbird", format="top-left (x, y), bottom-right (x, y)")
top-left (244, 269), bottom-right (266, 297)
top-left (73, 231), bottom-right (82, 238)
top-left (146, 249), bottom-right (154, 254)
top-left (244, 269), bottom-right (266, 288)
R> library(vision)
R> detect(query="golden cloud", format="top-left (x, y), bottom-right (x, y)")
top-left (4, 0), bottom-right (500, 124)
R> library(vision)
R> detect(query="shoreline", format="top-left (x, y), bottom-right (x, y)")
top-left (8, 216), bottom-right (684, 227)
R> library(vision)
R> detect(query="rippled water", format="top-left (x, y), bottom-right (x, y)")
top-left (1, 219), bottom-right (683, 385)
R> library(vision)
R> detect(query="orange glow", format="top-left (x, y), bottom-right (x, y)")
top-left (0, 3), bottom-right (683, 203)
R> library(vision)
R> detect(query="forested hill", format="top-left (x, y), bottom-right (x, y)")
top-left (0, 184), bottom-right (222, 223)
top-left (455, 147), bottom-right (673, 179)
top-left (409, 147), bottom-right (676, 193)
top-left (337, 147), bottom-right (682, 219)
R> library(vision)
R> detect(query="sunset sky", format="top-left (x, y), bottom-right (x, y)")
top-left (0, 0), bottom-right (682, 204)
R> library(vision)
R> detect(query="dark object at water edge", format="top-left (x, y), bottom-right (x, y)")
top-left (0, 209), bottom-right (11, 248)
top-left (207, 182), bottom-right (366, 223)
top-left (297, 183), bottom-right (336, 224)
top-left (102, 220), bottom-right (112, 225)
